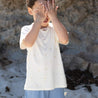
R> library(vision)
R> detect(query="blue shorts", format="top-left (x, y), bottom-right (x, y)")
top-left (25, 88), bottom-right (65, 98)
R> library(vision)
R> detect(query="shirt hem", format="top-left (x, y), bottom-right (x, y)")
top-left (24, 85), bottom-right (67, 91)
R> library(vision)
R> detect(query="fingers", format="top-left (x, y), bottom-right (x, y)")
top-left (55, 6), bottom-right (58, 15)
top-left (52, 0), bottom-right (55, 8)
top-left (47, 0), bottom-right (52, 11)
top-left (41, 2), bottom-right (48, 14)
top-left (44, 2), bottom-right (47, 10)
top-left (47, 0), bottom-right (49, 10)
top-left (45, 3), bottom-right (48, 12)
top-left (33, 2), bottom-right (43, 12)
top-left (42, 4), bottom-right (45, 13)
top-left (36, 2), bottom-right (45, 13)
top-left (55, 6), bottom-right (58, 11)
top-left (47, 0), bottom-right (56, 10)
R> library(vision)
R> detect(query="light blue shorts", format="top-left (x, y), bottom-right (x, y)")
top-left (25, 88), bottom-right (65, 98)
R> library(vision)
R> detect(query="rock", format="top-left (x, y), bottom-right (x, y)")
top-left (62, 55), bottom-right (88, 71)
top-left (90, 63), bottom-right (98, 77)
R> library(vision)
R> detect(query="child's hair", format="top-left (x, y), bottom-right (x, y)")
top-left (26, 0), bottom-right (37, 8)
top-left (26, 0), bottom-right (50, 9)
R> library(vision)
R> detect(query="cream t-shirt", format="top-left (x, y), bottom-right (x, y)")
top-left (19, 22), bottom-right (69, 90)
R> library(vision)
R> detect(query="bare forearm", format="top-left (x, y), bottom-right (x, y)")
top-left (22, 21), bottom-right (42, 48)
top-left (51, 16), bottom-right (69, 43)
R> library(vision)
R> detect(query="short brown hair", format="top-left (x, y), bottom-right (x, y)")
top-left (26, 0), bottom-right (50, 8)
top-left (26, 0), bottom-right (37, 8)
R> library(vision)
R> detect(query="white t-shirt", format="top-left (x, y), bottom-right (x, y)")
top-left (19, 22), bottom-right (69, 90)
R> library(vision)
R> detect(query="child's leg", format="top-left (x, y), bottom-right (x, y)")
top-left (49, 88), bottom-right (65, 98)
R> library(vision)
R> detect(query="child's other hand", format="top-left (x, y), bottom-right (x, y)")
top-left (33, 2), bottom-right (47, 23)
top-left (46, 0), bottom-right (59, 20)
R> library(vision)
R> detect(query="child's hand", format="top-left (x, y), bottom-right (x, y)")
top-left (46, 0), bottom-right (59, 20)
top-left (33, 2), bottom-right (47, 23)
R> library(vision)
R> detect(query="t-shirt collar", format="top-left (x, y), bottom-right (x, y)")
top-left (31, 22), bottom-right (50, 32)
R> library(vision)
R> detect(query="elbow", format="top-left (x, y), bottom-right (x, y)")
top-left (20, 43), bottom-right (27, 50)
top-left (65, 40), bottom-right (69, 45)
top-left (62, 39), bottom-right (69, 45)
top-left (62, 32), bottom-right (69, 45)
top-left (20, 46), bottom-right (26, 50)
top-left (20, 44), bottom-right (33, 50)
top-left (20, 40), bottom-right (34, 50)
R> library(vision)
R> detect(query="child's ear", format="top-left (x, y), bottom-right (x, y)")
top-left (27, 7), bottom-right (33, 15)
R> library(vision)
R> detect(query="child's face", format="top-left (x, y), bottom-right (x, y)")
top-left (28, 0), bottom-right (51, 27)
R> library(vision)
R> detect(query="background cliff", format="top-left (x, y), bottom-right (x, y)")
top-left (0, 0), bottom-right (98, 98)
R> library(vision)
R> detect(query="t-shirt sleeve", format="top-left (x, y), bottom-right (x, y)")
top-left (19, 26), bottom-right (30, 50)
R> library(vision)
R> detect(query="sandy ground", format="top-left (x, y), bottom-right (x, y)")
top-left (0, 59), bottom-right (98, 98)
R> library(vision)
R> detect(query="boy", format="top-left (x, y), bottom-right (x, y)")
top-left (19, 0), bottom-right (69, 98)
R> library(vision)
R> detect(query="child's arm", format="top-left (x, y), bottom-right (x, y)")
top-left (20, 3), bottom-right (47, 49)
top-left (20, 21), bottom-right (42, 49)
top-left (46, 0), bottom-right (69, 45)
top-left (51, 16), bottom-right (69, 45)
